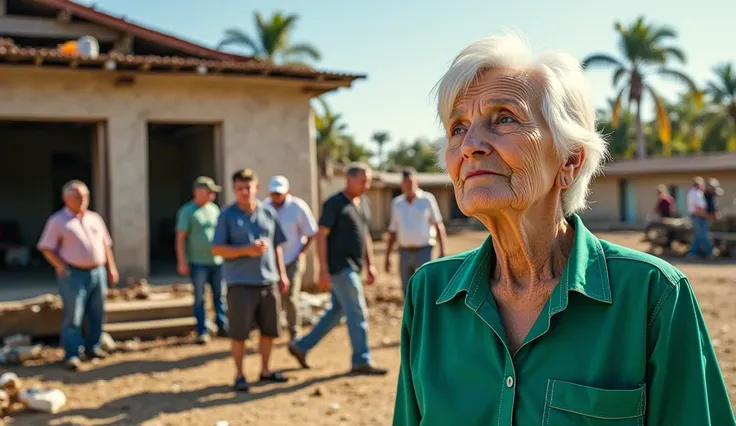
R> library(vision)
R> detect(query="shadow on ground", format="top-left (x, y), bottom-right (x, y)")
top-left (19, 371), bottom-right (355, 426)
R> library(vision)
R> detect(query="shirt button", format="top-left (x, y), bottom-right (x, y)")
top-left (506, 376), bottom-right (514, 388)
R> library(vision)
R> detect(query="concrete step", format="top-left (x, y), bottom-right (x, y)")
top-left (105, 295), bottom-right (193, 324)
top-left (103, 317), bottom-right (196, 341)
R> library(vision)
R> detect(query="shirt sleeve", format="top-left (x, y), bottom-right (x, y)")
top-left (427, 193), bottom-right (443, 224)
top-left (646, 277), bottom-right (736, 425)
top-left (212, 214), bottom-right (229, 246)
top-left (299, 202), bottom-right (319, 238)
top-left (318, 198), bottom-right (338, 230)
top-left (37, 217), bottom-right (61, 251)
top-left (393, 276), bottom-right (422, 425)
top-left (388, 203), bottom-right (399, 233)
top-left (98, 216), bottom-right (113, 247)
top-left (175, 205), bottom-right (191, 233)
top-left (273, 214), bottom-right (288, 247)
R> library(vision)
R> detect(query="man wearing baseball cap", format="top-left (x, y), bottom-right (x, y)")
top-left (264, 175), bottom-right (318, 341)
top-left (175, 176), bottom-right (227, 344)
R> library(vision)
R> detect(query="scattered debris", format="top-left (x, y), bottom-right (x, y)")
top-left (326, 401), bottom-right (341, 415)
top-left (311, 386), bottom-right (325, 397)
top-left (18, 387), bottom-right (67, 414)
top-left (0, 389), bottom-right (9, 417)
top-left (299, 293), bottom-right (332, 326)
top-left (292, 395), bottom-right (308, 406)
top-left (0, 334), bottom-right (43, 366)
top-left (215, 421), bottom-right (229, 426)
top-left (121, 338), bottom-right (141, 353)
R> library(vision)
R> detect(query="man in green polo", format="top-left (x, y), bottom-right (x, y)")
top-left (175, 176), bottom-right (227, 344)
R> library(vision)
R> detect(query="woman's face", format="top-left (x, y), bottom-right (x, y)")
top-left (444, 68), bottom-right (570, 218)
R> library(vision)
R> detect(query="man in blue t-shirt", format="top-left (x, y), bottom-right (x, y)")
top-left (212, 168), bottom-right (290, 392)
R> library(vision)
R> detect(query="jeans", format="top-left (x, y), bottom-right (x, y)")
top-left (283, 256), bottom-right (305, 339)
top-left (190, 264), bottom-right (228, 336)
top-left (58, 266), bottom-right (107, 361)
top-left (293, 268), bottom-right (371, 367)
top-left (688, 215), bottom-right (714, 257)
top-left (399, 246), bottom-right (433, 294)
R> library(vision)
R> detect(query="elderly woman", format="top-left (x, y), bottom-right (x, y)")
top-left (393, 34), bottom-right (735, 426)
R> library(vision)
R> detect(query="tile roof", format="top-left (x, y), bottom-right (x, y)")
top-left (602, 152), bottom-right (736, 176)
top-left (0, 38), bottom-right (364, 83)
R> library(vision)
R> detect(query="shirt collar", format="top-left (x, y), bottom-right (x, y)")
top-left (436, 213), bottom-right (612, 309)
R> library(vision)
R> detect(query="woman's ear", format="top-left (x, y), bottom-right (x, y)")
top-left (556, 150), bottom-right (585, 189)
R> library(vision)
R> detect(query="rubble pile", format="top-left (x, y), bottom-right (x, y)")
top-left (0, 372), bottom-right (67, 418)
top-left (0, 335), bottom-right (42, 366)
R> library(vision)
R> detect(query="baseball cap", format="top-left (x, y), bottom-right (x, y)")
top-left (269, 176), bottom-right (290, 194)
top-left (193, 176), bottom-right (221, 192)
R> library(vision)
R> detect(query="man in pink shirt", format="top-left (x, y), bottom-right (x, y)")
top-left (37, 180), bottom-right (119, 370)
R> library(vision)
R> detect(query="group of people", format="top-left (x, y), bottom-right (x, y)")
top-left (36, 162), bottom-right (448, 392)
top-left (656, 176), bottom-right (725, 258)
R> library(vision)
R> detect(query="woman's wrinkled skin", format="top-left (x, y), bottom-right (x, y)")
top-left (445, 68), bottom-right (585, 352)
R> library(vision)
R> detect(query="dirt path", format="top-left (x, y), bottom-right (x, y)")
top-left (4, 231), bottom-right (736, 426)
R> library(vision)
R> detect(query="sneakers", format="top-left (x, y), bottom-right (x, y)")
top-left (196, 334), bottom-right (211, 345)
top-left (85, 347), bottom-right (109, 359)
top-left (287, 342), bottom-right (310, 369)
top-left (351, 363), bottom-right (389, 376)
top-left (65, 357), bottom-right (82, 371)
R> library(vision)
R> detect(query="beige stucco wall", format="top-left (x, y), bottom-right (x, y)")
top-left (0, 67), bottom-right (319, 280)
top-left (583, 171), bottom-right (736, 224)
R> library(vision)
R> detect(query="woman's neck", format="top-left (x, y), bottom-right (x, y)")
top-left (479, 200), bottom-right (574, 292)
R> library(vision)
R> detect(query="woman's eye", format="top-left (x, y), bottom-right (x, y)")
top-left (498, 115), bottom-right (517, 124)
top-left (451, 125), bottom-right (466, 136)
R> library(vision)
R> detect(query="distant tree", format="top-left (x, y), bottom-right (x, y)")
top-left (702, 62), bottom-right (736, 152)
top-left (386, 139), bottom-right (442, 173)
top-left (217, 11), bottom-right (321, 67)
top-left (371, 131), bottom-right (390, 168)
top-left (597, 99), bottom-right (636, 159)
top-left (582, 16), bottom-right (700, 158)
top-left (344, 136), bottom-right (374, 163)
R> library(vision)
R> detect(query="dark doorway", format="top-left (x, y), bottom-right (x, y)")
top-left (147, 123), bottom-right (217, 274)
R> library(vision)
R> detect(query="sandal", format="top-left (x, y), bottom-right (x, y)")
top-left (259, 372), bottom-right (289, 383)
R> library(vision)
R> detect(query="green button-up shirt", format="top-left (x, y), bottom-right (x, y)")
top-left (393, 214), bottom-right (735, 426)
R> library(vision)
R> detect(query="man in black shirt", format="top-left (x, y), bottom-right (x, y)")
top-left (288, 163), bottom-right (388, 375)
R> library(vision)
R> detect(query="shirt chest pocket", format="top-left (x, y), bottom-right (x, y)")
top-left (542, 380), bottom-right (646, 426)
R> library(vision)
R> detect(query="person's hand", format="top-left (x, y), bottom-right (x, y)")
top-left (176, 262), bottom-right (190, 276)
top-left (246, 240), bottom-right (269, 256)
top-left (279, 276), bottom-right (290, 295)
top-left (108, 266), bottom-right (120, 286)
top-left (318, 269), bottom-right (331, 292)
top-left (54, 264), bottom-right (68, 277)
top-left (366, 265), bottom-right (377, 286)
top-left (384, 257), bottom-right (391, 273)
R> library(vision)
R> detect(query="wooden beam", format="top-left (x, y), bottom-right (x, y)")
top-left (114, 33), bottom-right (134, 54)
top-left (0, 16), bottom-right (119, 41)
top-left (0, 0), bottom-right (6, 17)
top-left (57, 9), bottom-right (72, 24)
top-left (93, 121), bottom-right (109, 224)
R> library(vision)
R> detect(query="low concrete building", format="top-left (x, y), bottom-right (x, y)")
top-left (0, 0), bottom-right (363, 287)
top-left (582, 153), bottom-right (736, 226)
top-left (321, 170), bottom-right (465, 236)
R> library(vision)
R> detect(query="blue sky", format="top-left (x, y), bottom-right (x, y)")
top-left (80, 0), bottom-right (735, 153)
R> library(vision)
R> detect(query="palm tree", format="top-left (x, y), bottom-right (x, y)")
top-left (667, 92), bottom-right (707, 154)
top-left (217, 11), bottom-right (321, 67)
top-left (702, 62), bottom-right (736, 152)
top-left (582, 17), bottom-right (700, 159)
top-left (371, 131), bottom-right (390, 169)
top-left (312, 98), bottom-right (349, 202)
top-left (597, 98), bottom-right (636, 159)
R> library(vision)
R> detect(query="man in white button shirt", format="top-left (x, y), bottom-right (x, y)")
top-left (686, 176), bottom-right (713, 258)
top-left (264, 176), bottom-right (318, 340)
top-left (385, 168), bottom-right (447, 294)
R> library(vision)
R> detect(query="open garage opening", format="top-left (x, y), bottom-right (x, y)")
top-left (147, 123), bottom-right (219, 276)
top-left (0, 120), bottom-right (103, 300)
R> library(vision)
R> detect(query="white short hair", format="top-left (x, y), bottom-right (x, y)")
top-left (434, 32), bottom-right (608, 215)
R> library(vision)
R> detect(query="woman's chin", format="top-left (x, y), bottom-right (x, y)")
top-left (459, 193), bottom-right (514, 218)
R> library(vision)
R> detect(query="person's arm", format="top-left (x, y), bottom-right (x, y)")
top-left (100, 221), bottom-right (119, 285)
top-left (298, 203), bottom-right (319, 256)
top-left (174, 207), bottom-right (190, 275)
top-left (385, 204), bottom-right (398, 271)
top-left (428, 194), bottom-right (447, 258)
top-left (393, 277), bottom-right (421, 425)
top-left (646, 277), bottom-right (736, 425)
top-left (316, 199), bottom-right (338, 290)
top-left (272, 215), bottom-right (289, 291)
top-left (37, 218), bottom-right (66, 276)
top-left (210, 215), bottom-right (260, 259)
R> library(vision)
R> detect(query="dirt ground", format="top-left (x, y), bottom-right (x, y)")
top-left (4, 230), bottom-right (736, 426)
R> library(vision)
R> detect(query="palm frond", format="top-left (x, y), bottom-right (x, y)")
top-left (582, 54), bottom-right (625, 70)
top-left (281, 43), bottom-right (322, 61)
top-left (647, 85), bottom-right (672, 147)
top-left (611, 86), bottom-right (627, 127)
top-left (612, 67), bottom-right (629, 88)
top-left (217, 29), bottom-right (260, 53)
top-left (654, 68), bottom-right (702, 106)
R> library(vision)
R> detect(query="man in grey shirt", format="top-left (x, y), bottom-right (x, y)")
top-left (212, 168), bottom-right (289, 392)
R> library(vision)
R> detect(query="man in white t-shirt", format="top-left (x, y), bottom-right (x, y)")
top-left (385, 168), bottom-right (447, 294)
top-left (264, 176), bottom-right (318, 340)
top-left (686, 176), bottom-right (713, 258)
